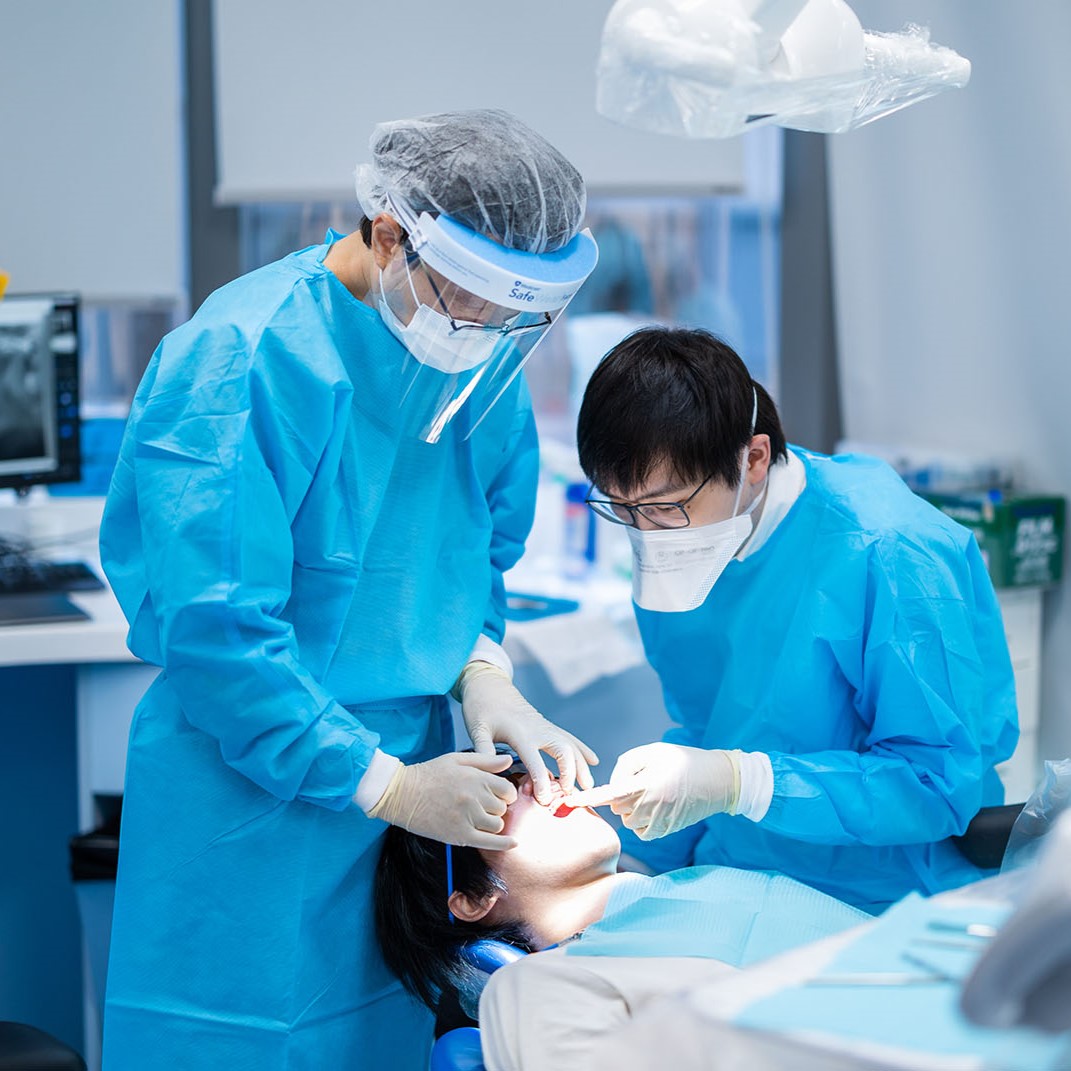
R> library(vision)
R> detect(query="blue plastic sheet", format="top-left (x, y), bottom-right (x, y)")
top-left (734, 893), bottom-right (1070, 1069)
top-left (568, 866), bottom-right (868, 966)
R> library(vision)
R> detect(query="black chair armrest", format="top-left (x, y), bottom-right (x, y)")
top-left (952, 802), bottom-right (1026, 870)
top-left (0, 1022), bottom-right (86, 1071)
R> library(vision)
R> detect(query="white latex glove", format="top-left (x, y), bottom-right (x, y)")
top-left (564, 742), bottom-right (742, 840)
top-left (367, 751), bottom-right (519, 851)
top-left (456, 662), bottom-right (598, 804)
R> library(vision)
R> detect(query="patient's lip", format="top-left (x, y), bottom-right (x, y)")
top-left (546, 781), bottom-right (576, 817)
top-left (522, 775), bottom-right (591, 817)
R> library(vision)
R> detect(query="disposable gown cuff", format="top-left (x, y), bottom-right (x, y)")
top-left (734, 750), bottom-right (774, 822)
top-left (468, 635), bottom-right (514, 679)
top-left (354, 749), bottom-right (403, 814)
top-left (449, 636), bottom-right (514, 701)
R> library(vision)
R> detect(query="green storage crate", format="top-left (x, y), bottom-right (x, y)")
top-left (921, 492), bottom-right (1065, 589)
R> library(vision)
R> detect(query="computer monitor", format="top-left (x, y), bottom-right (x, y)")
top-left (0, 292), bottom-right (82, 495)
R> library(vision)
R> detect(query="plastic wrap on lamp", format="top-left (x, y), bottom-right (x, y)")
top-left (595, 0), bottom-right (971, 139)
top-left (1000, 758), bottom-right (1071, 874)
top-left (960, 808), bottom-right (1071, 1034)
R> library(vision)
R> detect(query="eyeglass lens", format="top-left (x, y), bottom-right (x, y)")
top-left (409, 250), bottom-right (551, 335)
top-left (588, 473), bottom-right (715, 529)
top-left (588, 500), bottom-right (690, 528)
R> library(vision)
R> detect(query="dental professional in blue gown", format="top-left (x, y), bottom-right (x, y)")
top-left (98, 109), bottom-right (600, 1070)
top-left (565, 327), bottom-right (1019, 913)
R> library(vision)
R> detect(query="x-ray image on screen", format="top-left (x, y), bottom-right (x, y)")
top-left (0, 293), bottom-right (81, 493)
top-left (0, 298), bottom-right (54, 471)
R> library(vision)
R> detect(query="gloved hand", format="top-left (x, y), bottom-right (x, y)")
top-left (564, 743), bottom-right (741, 840)
top-left (456, 661), bottom-right (598, 804)
top-left (367, 751), bottom-right (519, 851)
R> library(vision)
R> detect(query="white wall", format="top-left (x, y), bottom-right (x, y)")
top-left (211, 0), bottom-right (745, 202)
top-left (827, 2), bottom-right (1071, 764)
top-left (0, 1), bottom-right (185, 302)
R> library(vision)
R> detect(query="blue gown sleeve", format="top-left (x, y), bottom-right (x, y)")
top-left (116, 323), bottom-right (379, 811)
top-left (760, 532), bottom-right (1019, 846)
top-left (618, 822), bottom-right (705, 873)
top-left (476, 382), bottom-right (539, 646)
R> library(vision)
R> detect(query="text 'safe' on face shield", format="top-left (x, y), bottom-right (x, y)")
top-left (377, 205), bottom-right (598, 443)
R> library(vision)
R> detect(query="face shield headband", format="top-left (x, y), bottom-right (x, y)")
top-left (378, 198), bottom-right (598, 443)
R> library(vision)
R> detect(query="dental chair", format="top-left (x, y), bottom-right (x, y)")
top-left (430, 940), bottom-right (527, 1071)
top-left (427, 803), bottom-right (1027, 1071)
top-left (952, 801), bottom-right (1025, 869)
top-left (0, 1022), bottom-right (86, 1070)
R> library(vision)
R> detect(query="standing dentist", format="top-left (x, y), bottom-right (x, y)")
top-left (99, 109), bottom-right (598, 1070)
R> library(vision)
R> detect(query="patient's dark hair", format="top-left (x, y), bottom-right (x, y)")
top-left (375, 824), bottom-right (536, 1012)
top-left (577, 326), bottom-right (787, 496)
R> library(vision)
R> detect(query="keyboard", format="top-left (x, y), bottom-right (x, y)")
top-left (0, 593), bottom-right (91, 626)
top-left (0, 559), bottom-right (106, 595)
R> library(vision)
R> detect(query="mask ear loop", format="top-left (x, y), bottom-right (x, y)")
top-left (396, 247), bottom-right (425, 312)
top-left (403, 252), bottom-right (422, 309)
top-left (377, 242), bottom-right (428, 323)
top-left (730, 387), bottom-right (760, 518)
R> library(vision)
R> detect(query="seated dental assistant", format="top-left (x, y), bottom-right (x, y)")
top-left (97, 109), bottom-right (599, 1071)
top-left (564, 327), bottom-right (1019, 912)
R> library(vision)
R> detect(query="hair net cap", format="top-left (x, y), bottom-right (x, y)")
top-left (354, 109), bottom-right (586, 254)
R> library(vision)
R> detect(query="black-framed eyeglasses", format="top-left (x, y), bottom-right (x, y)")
top-left (585, 473), bottom-right (716, 529)
top-left (406, 249), bottom-right (552, 337)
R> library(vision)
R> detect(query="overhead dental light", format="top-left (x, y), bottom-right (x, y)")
top-left (595, 0), bottom-right (971, 138)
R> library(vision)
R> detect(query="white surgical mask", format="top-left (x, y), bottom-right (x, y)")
top-left (628, 389), bottom-right (764, 613)
top-left (377, 268), bottom-right (503, 374)
top-left (627, 471), bottom-right (765, 612)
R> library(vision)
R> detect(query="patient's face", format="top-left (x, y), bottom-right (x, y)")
top-left (483, 772), bottom-right (621, 891)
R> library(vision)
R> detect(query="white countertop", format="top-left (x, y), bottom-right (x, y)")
top-left (0, 495), bottom-right (136, 668)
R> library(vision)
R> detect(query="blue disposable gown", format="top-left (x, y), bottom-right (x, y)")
top-left (98, 232), bottom-right (538, 1070)
top-left (623, 449), bottom-right (1019, 911)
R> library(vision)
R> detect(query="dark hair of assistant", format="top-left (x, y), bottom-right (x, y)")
top-left (374, 824), bottom-right (535, 1013)
top-left (577, 326), bottom-right (788, 497)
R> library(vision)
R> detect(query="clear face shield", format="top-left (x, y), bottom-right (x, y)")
top-left (375, 201), bottom-right (598, 443)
